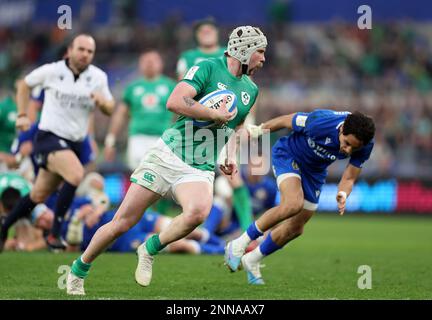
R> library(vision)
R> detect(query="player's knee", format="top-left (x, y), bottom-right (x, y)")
top-left (64, 167), bottom-right (85, 187)
top-left (278, 200), bottom-right (303, 219)
top-left (183, 204), bottom-right (210, 226)
top-left (71, 170), bottom-right (85, 186)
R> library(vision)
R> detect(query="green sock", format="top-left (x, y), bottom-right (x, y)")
top-left (145, 234), bottom-right (166, 256)
top-left (233, 185), bottom-right (253, 231)
top-left (71, 256), bottom-right (92, 279)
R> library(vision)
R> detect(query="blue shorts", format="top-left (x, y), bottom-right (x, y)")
top-left (272, 140), bottom-right (327, 211)
top-left (32, 129), bottom-right (85, 170)
top-left (15, 124), bottom-right (94, 168)
top-left (80, 135), bottom-right (95, 165)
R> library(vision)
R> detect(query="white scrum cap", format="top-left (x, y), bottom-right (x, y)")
top-left (226, 26), bottom-right (267, 68)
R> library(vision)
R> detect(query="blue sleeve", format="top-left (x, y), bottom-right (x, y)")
top-left (302, 109), bottom-right (338, 137)
top-left (291, 112), bottom-right (310, 133)
top-left (18, 123), bottom-right (39, 144)
top-left (349, 141), bottom-right (374, 168)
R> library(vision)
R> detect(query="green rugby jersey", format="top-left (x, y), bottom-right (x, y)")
top-left (0, 97), bottom-right (17, 153)
top-left (162, 56), bottom-right (259, 171)
top-left (122, 76), bottom-right (176, 136)
top-left (176, 47), bottom-right (226, 78)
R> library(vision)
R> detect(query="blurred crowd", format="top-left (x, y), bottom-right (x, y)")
top-left (1, 20), bottom-right (432, 178)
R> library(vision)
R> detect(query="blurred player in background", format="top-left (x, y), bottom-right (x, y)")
top-left (0, 172), bottom-right (32, 252)
top-left (0, 34), bottom-right (115, 252)
top-left (0, 172), bottom-right (31, 217)
top-left (104, 50), bottom-right (176, 170)
top-left (0, 81), bottom-right (20, 172)
top-left (243, 155), bottom-right (278, 217)
top-left (176, 18), bottom-right (226, 80)
top-left (17, 45), bottom-right (98, 175)
top-left (206, 154), bottom-right (277, 240)
top-left (225, 109), bottom-right (375, 284)
top-left (5, 203), bottom-right (223, 255)
top-left (67, 25), bottom-right (267, 295)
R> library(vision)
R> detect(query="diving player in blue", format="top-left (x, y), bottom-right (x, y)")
top-left (225, 109), bottom-right (375, 284)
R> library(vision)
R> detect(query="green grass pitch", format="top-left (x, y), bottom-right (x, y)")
top-left (0, 214), bottom-right (431, 300)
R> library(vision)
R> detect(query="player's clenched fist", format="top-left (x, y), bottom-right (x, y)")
top-left (219, 158), bottom-right (238, 177)
top-left (211, 98), bottom-right (236, 125)
top-left (15, 114), bottom-right (31, 132)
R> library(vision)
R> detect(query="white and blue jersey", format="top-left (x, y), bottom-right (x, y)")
top-left (272, 109), bottom-right (374, 210)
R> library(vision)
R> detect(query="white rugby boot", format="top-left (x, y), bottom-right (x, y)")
top-left (135, 242), bottom-right (154, 286)
top-left (241, 253), bottom-right (265, 285)
top-left (66, 271), bottom-right (86, 295)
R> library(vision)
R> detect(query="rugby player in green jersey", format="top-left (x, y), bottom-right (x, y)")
top-left (104, 50), bottom-right (176, 170)
top-left (176, 18), bottom-right (226, 81)
top-left (67, 26), bottom-right (267, 295)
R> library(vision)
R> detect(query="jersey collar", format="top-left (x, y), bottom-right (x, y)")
top-left (64, 59), bottom-right (89, 82)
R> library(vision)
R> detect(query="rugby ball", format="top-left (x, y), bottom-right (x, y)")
top-left (193, 89), bottom-right (238, 128)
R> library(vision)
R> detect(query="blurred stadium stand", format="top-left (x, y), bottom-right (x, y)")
top-left (1, 0), bottom-right (431, 212)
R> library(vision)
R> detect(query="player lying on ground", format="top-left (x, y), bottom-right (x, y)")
top-left (66, 25), bottom-right (268, 295)
top-left (4, 201), bottom-right (223, 255)
top-left (225, 109), bottom-right (375, 284)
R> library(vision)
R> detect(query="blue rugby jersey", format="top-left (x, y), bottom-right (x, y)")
top-left (275, 109), bottom-right (374, 172)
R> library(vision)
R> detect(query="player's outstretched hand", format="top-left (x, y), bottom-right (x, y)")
top-left (15, 114), bottom-right (31, 132)
top-left (212, 97), bottom-right (236, 126)
top-left (219, 158), bottom-right (238, 178)
top-left (336, 191), bottom-right (347, 215)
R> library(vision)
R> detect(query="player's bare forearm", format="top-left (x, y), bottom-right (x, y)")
top-left (226, 129), bottom-right (239, 162)
top-left (28, 99), bottom-right (42, 123)
top-left (16, 80), bottom-right (31, 115)
top-left (219, 123), bottom-right (243, 177)
top-left (338, 164), bottom-right (362, 195)
top-left (98, 99), bottom-right (115, 116)
top-left (225, 122), bottom-right (245, 162)
top-left (108, 103), bottom-right (129, 136)
top-left (261, 113), bottom-right (296, 132)
top-left (166, 82), bottom-right (216, 120)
